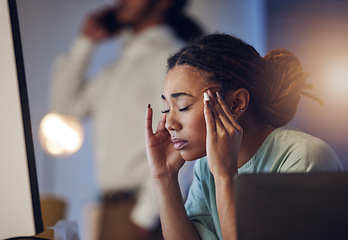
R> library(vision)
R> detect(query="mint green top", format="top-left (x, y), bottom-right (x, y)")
top-left (184, 125), bottom-right (343, 240)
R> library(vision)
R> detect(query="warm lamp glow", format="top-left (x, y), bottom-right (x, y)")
top-left (39, 113), bottom-right (84, 157)
top-left (323, 58), bottom-right (348, 100)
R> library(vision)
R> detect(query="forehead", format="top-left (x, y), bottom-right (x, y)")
top-left (163, 65), bottom-right (213, 97)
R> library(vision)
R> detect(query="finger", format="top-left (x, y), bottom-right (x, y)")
top-left (207, 90), bottom-right (221, 121)
top-left (156, 112), bottom-right (167, 133)
top-left (207, 90), bottom-right (229, 131)
top-left (203, 97), bottom-right (216, 138)
top-left (208, 90), bottom-right (224, 114)
top-left (145, 105), bottom-right (154, 139)
top-left (216, 91), bottom-right (242, 131)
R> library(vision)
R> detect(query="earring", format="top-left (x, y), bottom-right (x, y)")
top-left (240, 109), bottom-right (244, 112)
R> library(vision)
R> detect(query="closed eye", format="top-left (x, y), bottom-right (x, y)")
top-left (179, 105), bottom-right (192, 112)
top-left (161, 105), bottom-right (192, 114)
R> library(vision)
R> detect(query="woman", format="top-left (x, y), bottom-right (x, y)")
top-left (145, 33), bottom-right (342, 240)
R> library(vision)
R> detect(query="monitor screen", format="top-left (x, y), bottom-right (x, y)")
top-left (0, 0), bottom-right (43, 238)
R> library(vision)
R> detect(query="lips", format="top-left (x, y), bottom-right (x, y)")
top-left (171, 137), bottom-right (189, 150)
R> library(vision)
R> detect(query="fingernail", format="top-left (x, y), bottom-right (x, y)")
top-left (204, 92), bottom-right (210, 101)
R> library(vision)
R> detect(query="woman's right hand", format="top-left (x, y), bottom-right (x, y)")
top-left (145, 105), bottom-right (185, 179)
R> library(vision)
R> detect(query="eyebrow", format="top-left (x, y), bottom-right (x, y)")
top-left (161, 92), bottom-right (194, 100)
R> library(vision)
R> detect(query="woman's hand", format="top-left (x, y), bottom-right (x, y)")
top-left (204, 91), bottom-right (241, 240)
top-left (203, 90), bottom-right (243, 179)
top-left (145, 105), bottom-right (185, 179)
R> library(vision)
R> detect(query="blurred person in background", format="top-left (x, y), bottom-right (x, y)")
top-left (49, 0), bottom-right (204, 239)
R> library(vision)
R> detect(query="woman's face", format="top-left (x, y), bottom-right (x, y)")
top-left (162, 65), bottom-right (219, 161)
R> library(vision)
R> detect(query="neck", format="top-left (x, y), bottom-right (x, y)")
top-left (237, 118), bottom-right (275, 168)
top-left (132, 16), bottom-right (164, 34)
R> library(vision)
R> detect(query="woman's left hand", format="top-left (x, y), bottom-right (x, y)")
top-left (203, 90), bottom-right (243, 179)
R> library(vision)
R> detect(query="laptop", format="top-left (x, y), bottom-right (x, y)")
top-left (235, 172), bottom-right (348, 240)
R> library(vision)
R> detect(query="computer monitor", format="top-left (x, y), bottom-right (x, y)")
top-left (0, 0), bottom-right (43, 238)
top-left (235, 172), bottom-right (348, 240)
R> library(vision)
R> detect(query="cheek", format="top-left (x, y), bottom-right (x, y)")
top-left (195, 118), bottom-right (207, 141)
top-left (186, 111), bottom-right (206, 137)
top-left (180, 111), bottom-right (207, 161)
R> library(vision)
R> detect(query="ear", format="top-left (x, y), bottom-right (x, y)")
top-left (229, 88), bottom-right (250, 118)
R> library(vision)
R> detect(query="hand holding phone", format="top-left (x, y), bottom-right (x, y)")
top-left (98, 10), bottom-right (122, 34)
top-left (82, 6), bottom-right (122, 42)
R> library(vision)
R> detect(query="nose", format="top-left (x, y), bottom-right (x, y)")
top-left (165, 111), bottom-right (182, 132)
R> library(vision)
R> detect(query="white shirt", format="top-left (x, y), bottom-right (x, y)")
top-left (50, 25), bottom-right (184, 228)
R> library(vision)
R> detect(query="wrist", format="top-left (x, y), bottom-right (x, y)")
top-left (210, 162), bottom-right (237, 182)
top-left (153, 170), bottom-right (179, 183)
top-left (81, 32), bottom-right (98, 43)
top-left (213, 171), bottom-right (237, 185)
top-left (152, 172), bottom-right (182, 199)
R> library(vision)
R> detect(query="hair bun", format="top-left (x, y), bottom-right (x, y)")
top-left (261, 49), bottom-right (312, 127)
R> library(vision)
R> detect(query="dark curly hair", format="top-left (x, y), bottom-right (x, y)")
top-left (167, 33), bottom-right (322, 127)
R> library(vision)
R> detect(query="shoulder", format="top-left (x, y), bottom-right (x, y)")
top-left (144, 27), bottom-right (183, 70)
top-left (144, 25), bottom-right (183, 52)
top-left (274, 125), bottom-right (334, 158)
top-left (270, 125), bottom-right (342, 172)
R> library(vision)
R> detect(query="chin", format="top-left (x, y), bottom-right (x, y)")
top-left (180, 149), bottom-right (206, 161)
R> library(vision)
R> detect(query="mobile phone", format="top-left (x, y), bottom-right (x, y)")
top-left (99, 10), bottom-right (121, 34)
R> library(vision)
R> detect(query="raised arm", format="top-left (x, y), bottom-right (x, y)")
top-left (49, 6), bottom-right (119, 116)
top-left (203, 90), bottom-right (243, 240)
top-left (145, 106), bottom-right (200, 240)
